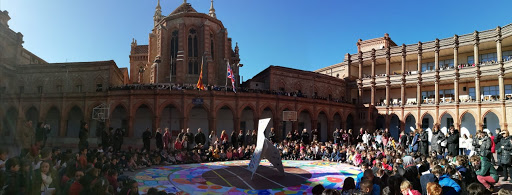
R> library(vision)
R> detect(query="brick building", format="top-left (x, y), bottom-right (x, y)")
top-left (0, 2), bottom-right (356, 149)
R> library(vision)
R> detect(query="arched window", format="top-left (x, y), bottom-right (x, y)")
top-left (188, 29), bottom-right (199, 74)
top-left (170, 30), bottom-right (178, 75)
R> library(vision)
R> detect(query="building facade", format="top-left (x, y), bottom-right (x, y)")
top-left (0, 2), bottom-right (357, 149)
top-left (317, 26), bottom-right (512, 138)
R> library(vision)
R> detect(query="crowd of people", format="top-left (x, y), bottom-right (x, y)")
top-left (2, 117), bottom-right (512, 195)
top-left (107, 83), bottom-right (349, 104)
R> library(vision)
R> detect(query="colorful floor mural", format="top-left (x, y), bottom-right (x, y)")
top-left (135, 160), bottom-right (362, 195)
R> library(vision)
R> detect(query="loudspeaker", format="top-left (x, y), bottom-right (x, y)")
top-left (463, 87), bottom-right (466, 91)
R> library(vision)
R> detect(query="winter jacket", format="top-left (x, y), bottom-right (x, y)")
top-left (431, 131), bottom-right (441, 152)
top-left (479, 136), bottom-right (492, 157)
top-left (497, 136), bottom-right (512, 165)
top-left (438, 174), bottom-right (461, 195)
top-left (447, 132), bottom-right (459, 156)
top-left (195, 132), bottom-right (206, 146)
top-left (419, 131), bottom-right (429, 156)
top-left (411, 134), bottom-right (419, 152)
top-left (475, 156), bottom-right (498, 182)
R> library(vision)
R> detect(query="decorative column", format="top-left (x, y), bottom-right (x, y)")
top-left (454, 35), bottom-right (460, 129)
top-left (474, 31), bottom-right (482, 130)
top-left (496, 27), bottom-right (505, 101)
top-left (385, 47), bottom-right (391, 107)
top-left (371, 49), bottom-right (376, 106)
top-left (496, 26), bottom-right (508, 130)
top-left (454, 35), bottom-right (460, 104)
top-left (358, 51), bottom-right (364, 104)
top-left (474, 31), bottom-right (481, 103)
top-left (434, 39), bottom-right (440, 105)
top-left (416, 42), bottom-right (423, 129)
top-left (401, 44), bottom-right (406, 107)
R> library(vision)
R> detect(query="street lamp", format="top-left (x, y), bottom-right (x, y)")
top-left (153, 55), bottom-right (161, 83)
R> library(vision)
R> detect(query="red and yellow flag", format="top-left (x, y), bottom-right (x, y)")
top-left (196, 57), bottom-right (205, 90)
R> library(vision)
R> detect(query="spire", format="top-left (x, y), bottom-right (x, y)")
top-left (153, 0), bottom-right (163, 26)
top-left (184, 0), bottom-right (187, 3)
top-left (209, 0), bottom-right (216, 18)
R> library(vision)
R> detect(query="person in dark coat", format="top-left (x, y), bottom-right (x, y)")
top-left (237, 130), bottom-right (245, 147)
top-left (155, 128), bottom-right (163, 151)
top-left (251, 130), bottom-right (257, 146)
top-left (333, 129), bottom-right (340, 145)
top-left (430, 127), bottom-right (442, 154)
top-left (246, 130), bottom-right (253, 146)
top-left (231, 131), bottom-right (238, 148)
top-left (101, 127), bottom-right (112, 150)
top-left (446, 127), bottom-right (459, 156)
top-left (399, 131), bottom-right (408, 150)
top-left (301, 129), bottom-right (310, 145)
top-left (142, 128), bottom-right (152, 152)
top-left (194, 128), bottom-right (206, 146)
top-left (269, 128), bottom-right (277, 143)
top-left (185, 128), bottom-right (194, 150)
top-left (78, 121), bottom-right (89, 150)
top-left (177, 129), bottom-right (185, 143)
top-left (498, 130), bottom-right (512, 181)
top-left (418, 128), bottom-right (429, 156)
top-left (495, 128), bottom-right (503, 166)
top-left (476, 131), bottom-right (492, 159)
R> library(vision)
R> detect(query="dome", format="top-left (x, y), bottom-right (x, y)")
top-left (170, 2), bottom-right (197, 15)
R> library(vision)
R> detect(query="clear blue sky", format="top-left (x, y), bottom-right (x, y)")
top-left (3, 0), bottom-right (512, 81)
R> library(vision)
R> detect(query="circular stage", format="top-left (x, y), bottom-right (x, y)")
top-left (134, 160), bottom-right (361, 194)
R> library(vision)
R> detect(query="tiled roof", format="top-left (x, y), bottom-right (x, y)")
top-left (170, 3), bottom-right (197, 15)
top-left (133, 45), bottom-right (148, 54)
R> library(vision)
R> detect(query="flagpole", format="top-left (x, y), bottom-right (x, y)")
top-left (225, 60), bottom-right (228, 91)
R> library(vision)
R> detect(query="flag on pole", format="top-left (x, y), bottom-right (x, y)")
top-left (227, 62), bottom-right (236, 93)
top-left (196, 57), bottom-right (205, 90)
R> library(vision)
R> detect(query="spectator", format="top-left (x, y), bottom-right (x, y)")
top-left (155, 128), bottom-right (163, 151)
top-left (400, 180), bottom-right (421, 195)
top-left (78, 121), bottom-right (89, 150)
top-left (426, 182), bottom-right (442, 195)
top-left (498, 130), bottom-right (512, 181)
top-left (142, 128), bottom-right (152, 152)
top-left (470, 155), bottom-right (498, 192)
top-left (194, 128), bottom-right (206, 147)
top-left (447, 126), bottom-right (459, 157)
top-left (163, 128), bottom-right (172, 150)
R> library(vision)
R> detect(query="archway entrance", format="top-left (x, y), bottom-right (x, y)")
top-left (483, 111), bottom-right (500, 132)
top-left (216, 106), bottom-right (234, 138)
top-left (404, 114), bottom-right (416, 134)
top-left (460, 112), bottom-right (476, 136)
top-left (134, 105), bottom-right (153, 137)
top-left (389, 114), bottom-right (400, 140)
top-left (66, 106), bottom-right (84, 137)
